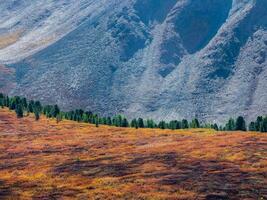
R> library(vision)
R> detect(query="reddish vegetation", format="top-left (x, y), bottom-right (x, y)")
top-left (0, 108), bottom-right (267, 199)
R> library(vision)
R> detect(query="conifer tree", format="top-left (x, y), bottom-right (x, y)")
top-left (235, 116), bottom-right (246, 131)
top-left (107, 117), bottom-right (112, 126)
top-left (249, 122), bottom-right (256, 131)
top-left (146, 119), bottom-right (156, 128)
top-left (131, 119), bottom-right (137, 128)
top-left (137, 118), bottom-right (144, 128)
top-left (131, 119), bottom-right (139, 129)
top-left (95, 117), bottom-right (99, 127)
top-left (181, 119), bottom-right (189, 129)
top-left (225, 118), bottom-right (235, 131)
top-left (15, 104), bottom-right (23, 118)
top-left (101, 117), bottom-right (107, 125)
top-left (113, 115), bottom-right (123, 127)
top-left (169, 120), bottom-right (178, 130)
top-left (0, 100), bottom-right (3, 108)
top-left (51, 105), bottom-right (60, 118)
top-left (122, 118), bottom-right (129, 127)
top-left (260, 117), bottom-right (267, 132)
top-left (13, 96), bottom-right (21, 109)
top-left (9, 99), bottom-right (16, 110)
top-left (5, 96), bottom-right (10, 107)
top-left (0, 93), bottom-right (4, 108)
top-left (213, 123), bottom-right (219, 131)
top-left (34, 101), bottom-right (42, 112)
top-left (22, 98), bottom-right (28, 110)
top-left (34, 110), bottom-right (40, 121)
top-left (82, 113), bottom-right (89, 123)
top-left (28, 100), bottom-right (34, 113)
top-left (158, 121), bottom-right (166, 129)
top-left (190, 118), bottom-right (200, 128)
top-left (176, 121), bottom-right (182, 129)
top-left (255, 116), bottom-right (263, 131)
top-left (32, 101), bottom-right (42, 120)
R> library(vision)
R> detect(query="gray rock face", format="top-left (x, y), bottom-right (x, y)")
top-left (0, 0), bottom-right (266, 123)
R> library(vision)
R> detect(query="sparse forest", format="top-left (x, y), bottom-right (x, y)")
top-left (0, 93), bottom-right (266, 132)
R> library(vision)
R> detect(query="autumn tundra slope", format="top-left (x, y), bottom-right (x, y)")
top-left (0, 108), bottom-right (267, 199)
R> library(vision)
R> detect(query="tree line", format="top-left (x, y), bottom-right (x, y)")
top-left (0, 93), bottom-right (266, 132)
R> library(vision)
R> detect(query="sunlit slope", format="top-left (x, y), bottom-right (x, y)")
top-left (0, 108), bottom-right (266, 199)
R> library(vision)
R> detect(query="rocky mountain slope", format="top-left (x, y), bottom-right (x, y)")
top-left (0, 0), bottom-right (266, 123)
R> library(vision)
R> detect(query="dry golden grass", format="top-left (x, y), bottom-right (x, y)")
top-left (0, 108), bottom-right (267, 199)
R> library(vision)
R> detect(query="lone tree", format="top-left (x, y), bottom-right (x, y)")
top-left (235, 116), bottom-right (246, 131)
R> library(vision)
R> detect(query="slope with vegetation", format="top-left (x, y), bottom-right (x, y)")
top-left (0, 108), bottom-right (267, 199)
top-left (0, 93), bottom-right (267, 132)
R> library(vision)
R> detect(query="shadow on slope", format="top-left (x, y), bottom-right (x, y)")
top-left (53, 151), bottom-right (266, 199)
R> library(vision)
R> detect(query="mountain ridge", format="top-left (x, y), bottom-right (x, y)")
top-left (0, 0), bottom-right (266, 123)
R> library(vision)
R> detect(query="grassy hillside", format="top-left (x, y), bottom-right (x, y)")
top-left (0, 108), bottom-right (266, 199)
